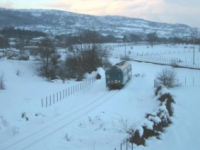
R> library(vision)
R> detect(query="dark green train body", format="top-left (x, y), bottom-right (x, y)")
top-left (106, 61), bottom-right (132, 89)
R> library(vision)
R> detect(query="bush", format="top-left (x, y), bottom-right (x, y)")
top-left (143, 126), bottom-right (159, 139)
top-left (96, 73), bottom-right (101, 79)
top-left (156, 69), bottom-right (177, 88)
top-left (65, 44), bottom-right (109, 80)
top-left (158, 93), bottom-right (175, 116)
top-left (129, 88), bottom-right (175, 146)
top-left (155, 86), bottom-right (162, 96)
top-left (129, 130), bottom-right (145, 146)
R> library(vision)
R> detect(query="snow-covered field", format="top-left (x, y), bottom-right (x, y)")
top-left (106, 44), bottom-right (200, 69)
top-left (0, 44), bottom-right (200, 150)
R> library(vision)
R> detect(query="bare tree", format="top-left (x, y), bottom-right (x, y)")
top-left (156, 69), bottom-right (177, 88)
top-left (65, 44), bottom-right (108, 80)
top-left (38, 37), bottom-right (60, 80)
top-left (147, 32), bottom-right (159, 47)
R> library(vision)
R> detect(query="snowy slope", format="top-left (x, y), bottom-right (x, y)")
top-left (0, 8), bottom-right (198, 37)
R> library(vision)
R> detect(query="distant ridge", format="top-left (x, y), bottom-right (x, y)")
top-left (0, 8), bottom-right (197, 38)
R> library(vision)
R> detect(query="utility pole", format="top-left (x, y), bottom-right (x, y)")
top-left (193, 35), bottom-right (195, 65)
top-left (123, 35), bottom-right (127, 58)
top-left (192, 28), bottom-right (197, 65)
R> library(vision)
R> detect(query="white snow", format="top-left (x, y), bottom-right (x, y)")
top-left (0, 44), bottom-right (200, 150)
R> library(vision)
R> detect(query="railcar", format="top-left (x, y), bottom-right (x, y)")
top-left (105, 61), bottom-right (132, 89)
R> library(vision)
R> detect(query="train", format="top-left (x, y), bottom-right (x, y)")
top-left (105, 61), bottom-right (132, 89)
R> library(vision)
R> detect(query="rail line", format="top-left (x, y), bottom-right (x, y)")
top-left (0, 90), bottom-right (120, 150)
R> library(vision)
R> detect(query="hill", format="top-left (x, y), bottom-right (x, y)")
top-left (0, 8), bottom-right (197, 38)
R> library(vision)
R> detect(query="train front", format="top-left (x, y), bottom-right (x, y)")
top-left (105, 68), bottom-right (123, 89)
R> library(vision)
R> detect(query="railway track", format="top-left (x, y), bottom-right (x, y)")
top-left (0, 90), bottom-right (119, 150)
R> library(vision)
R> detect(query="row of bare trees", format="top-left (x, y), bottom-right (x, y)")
top-left (37, 33), bottom-right (111, 81)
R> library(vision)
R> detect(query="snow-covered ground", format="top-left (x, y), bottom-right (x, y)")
top-left (106, 43), bottom-right (200, 69)
top-left (0, 44), bottom-right (200, 150)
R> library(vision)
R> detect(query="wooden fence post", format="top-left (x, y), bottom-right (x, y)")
top-left (41, 99), bottom-right (43, 108)
top-left (49, 95), bottom-right (51, 106)
top-left (126, 140), bottom-right (128, 150)
top-left (193, 77), bottom-right (194, 86)
top-left (46, 97), bottom-right (48, 107)
top-left (53, 94), bottom-right (55, 104)
top-left (185, 77), bottom-right (186, 86)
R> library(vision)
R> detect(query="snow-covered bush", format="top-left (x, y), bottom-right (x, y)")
top-left (129, 86), bottom-right (175, 146)
top-left (154, 85), bottom-right (162, 96)
top-left (96, 73), bottom-right (101, 79)
top-left (129, 129), bottom-right (145, 146)
top-left (158, 93), bottom-right (175, 116)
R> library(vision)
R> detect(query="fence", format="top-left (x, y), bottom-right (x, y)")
top-left (154, 77), bottom-right (200, 87)
top-left (177, 77), bottom-right (200, 86)
top-left (133, 55), bottom-right (200, 69)
top-left (114, 139), bottom-right (134, 150)
top-left (41, 76), bottom-right (96, 108)
top-left (110, 53), bottom-right (200, 70)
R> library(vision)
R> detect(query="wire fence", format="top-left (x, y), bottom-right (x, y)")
top-left (154, 77), bottom-right (200, 87)
top-left (133, 55), bottom-right (200, 69)
top-left (131, 48), bottom-right (198, 56)
top-left (110, 52), bottom-right (200, 70)
top-left (41, 76), bottom-right (96, 108)
top-left (176, 77), bottom-right (200, 86)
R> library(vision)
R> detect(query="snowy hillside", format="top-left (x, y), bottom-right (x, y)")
top-left (0, 8), bottom-right (198, 38)
top-left (0, 44), bottom-right (200, 150)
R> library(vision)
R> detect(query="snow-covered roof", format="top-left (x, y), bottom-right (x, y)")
top-left (113, 61), bottom-right (131, 70)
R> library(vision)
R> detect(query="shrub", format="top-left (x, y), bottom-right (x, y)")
top-left (143, 126), bottom-right (159, 139)
top-left (96, 73), bottom-right (101, 79)
top-left (65, 44), bottom-right (108, 80)
top-left (129, 130), bottom-right (145, 146)
top-left (158, 93), bottom-right (175, 116)
top-left (155, 86), bottom-right (162, 96)
top-left (129, 87), bottom-right (175, 146)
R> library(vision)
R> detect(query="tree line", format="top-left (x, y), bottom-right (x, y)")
top-left (1, 28), bottom-right (199, 49)
top-left (37, 37), bottom-right (111, 81)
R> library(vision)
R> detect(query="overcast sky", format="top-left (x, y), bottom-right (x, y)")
top-left (0, 0), bottom-right (200, 28)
